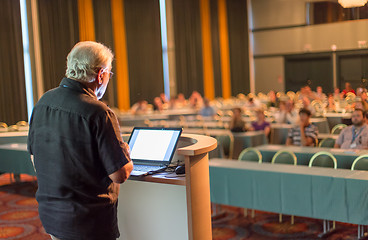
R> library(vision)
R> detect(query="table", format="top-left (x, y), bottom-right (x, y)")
top-left (209, 159), bottom-right (368, 225)
top-left (0, 131), bottom-right (28, 144)
top-left (255, 144), bottom-right (364, 169)
top-left (0, 143), bottom-right (35, 175)
top-left (269, 123), bottom-right (292, 144)
top-left (318, 133), bottom-right (339, 141)
top-left (183, 129), bottom-right (267, 159)
top-left (324, 112), bottom-right (352, 130)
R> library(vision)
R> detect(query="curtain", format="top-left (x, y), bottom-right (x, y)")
top-left (0, 0), bottom-right (28, 125)
top-left (210, 0), bottom-right (223, 98)
top-left (172, 0), bottom-right (204, 99)
top-left (37, 0), bottom-right (79, 92)
top-left (93, 0), bottom-right (117, 107)
top-left (124, 0), bottom-right (164, 105)
top-left (227, 0), bottom-right (250, 95)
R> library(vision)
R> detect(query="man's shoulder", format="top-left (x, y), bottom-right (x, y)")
top-left (34, 86), bottom-right (111, 119)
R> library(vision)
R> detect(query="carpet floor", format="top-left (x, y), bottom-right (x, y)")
top-left (0, 174), bottom-right (364, 240)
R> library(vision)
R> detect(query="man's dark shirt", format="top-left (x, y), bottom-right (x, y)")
top-left (27, 78), bottom-right (130, 240)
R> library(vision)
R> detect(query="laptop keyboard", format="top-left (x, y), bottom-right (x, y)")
top-left (133, 165), bottom-right (163, 172)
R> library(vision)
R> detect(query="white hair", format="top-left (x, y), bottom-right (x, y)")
top-left (65, 41), bottom-right (114, 83)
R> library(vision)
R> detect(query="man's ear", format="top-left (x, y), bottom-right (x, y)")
top-left (97, 68), bottom-right (104, 84)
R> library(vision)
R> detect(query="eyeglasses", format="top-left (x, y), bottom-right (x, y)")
top-left (101, 68), bottom-right (114, 79)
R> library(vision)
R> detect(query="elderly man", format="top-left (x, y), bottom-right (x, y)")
top-left (286, 108), bottom-right (318, 146)
top-left (334, 108), bottom-right (368, 149)
top-left (27, 42), bottom-right (133, 240)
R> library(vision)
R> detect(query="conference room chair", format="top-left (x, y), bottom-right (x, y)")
top-left (351, 155), bottom-right (368, 239)
top-left (271, 150), bottom-right (297, 224)
top-left (0, 122), bottom-right (8, 132)
top-left (319, 138), bottom-right (336, 148)
top-left (271, 150), bottom-right (297, 165)
top-left (309, 151), bottom-right (337, 169)
top-left (351, 155), bottom-right (368, 171)
top-left (214, 134), bottom-right (234, 159)
top-left (331, 124), bottom-right (347, 134)
top-left (238, 147), bottom-right (262, 218)
top-left (7, 125), bottom-right (19, 132)
top-left (309, 151), bottom-right (337, 234)
top-left (238, 148), bottom-right (262, 163)
top-left (16, 121), bottom-right (28, 127)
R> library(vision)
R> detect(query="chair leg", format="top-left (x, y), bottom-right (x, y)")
top-left (251, 209), bottom-right (255, 218)
top-left (243, 208), bottom-right (248, 217)
top-left (332, 221), bottom-right (336, 229)
top-left (291, 215), bottom-right (294, 225)
top-left (279, 213), bottom-right (283, 223)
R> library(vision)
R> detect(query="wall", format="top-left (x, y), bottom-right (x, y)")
top-left (250, 0), bottom-right (368, 93)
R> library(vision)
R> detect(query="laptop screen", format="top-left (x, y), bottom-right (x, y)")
top-left (128, 127), bottom-right (182, 164)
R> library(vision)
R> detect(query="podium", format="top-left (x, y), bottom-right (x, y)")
top-left (117, 133), bottom-right (217, 240)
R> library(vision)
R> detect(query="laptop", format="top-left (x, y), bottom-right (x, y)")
top-left (127, 127), bottom-right (182, 176)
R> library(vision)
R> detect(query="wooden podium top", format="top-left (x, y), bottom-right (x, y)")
top-left (128, 133), bottom-right (217, 186)
top-left (176, 133), bottom-right (217, 156)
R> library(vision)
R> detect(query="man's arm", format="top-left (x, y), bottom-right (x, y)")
top-left (300, 126), bottom-right (314, 146)
top-left (286, 137), bottom-right (293, 146)
top-left (109, 161), bottom-right (133, 184)
top-left (108, 142), bottom-right (133, 184)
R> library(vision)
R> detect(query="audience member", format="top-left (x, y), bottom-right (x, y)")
top-left (230, 107), bottom-right (246, 132)
top-left (189, 91), bottom-right (203, 109)
top-left (315, 86), bottom-right (327, 102)
top-left (286, 108), bottom-right (318, 146)
top-left (333, 87), bottom-right (343, 101)
top-left (327, 94), bottom-right (336, 112)
top-left (275, 100), bottom-right (299, 124)
top-left (334, 108), bottom-right (368, 149)
top-left (267, 90), bottom-right (279, 108)
top-left (159, 93), bottom-right (169, 104)
top-left (176, 93), bottom-right (187, 108)
top-left (249, 109), bottom-right (271, 137)
top-left (342, 82), bottom-right (356, 97)
top-left (200, 98), bottom-right (216, 117)
top-left (130, 100), bottom-right (148, 114)
top-left (153, 97), bottom-right (164, 111)
top-left (301, 97), bottom-right (316, 115)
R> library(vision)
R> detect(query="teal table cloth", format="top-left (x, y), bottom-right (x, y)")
top-left (209, 159), bottom-right (368, 225)
top-left (0, 143), bottom-right (35, 176)
top-left (0, 132), bottom-right (28, 145)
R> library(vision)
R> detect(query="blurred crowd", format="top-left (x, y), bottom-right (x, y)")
top-left (127, 82), bottom-right (368, 149)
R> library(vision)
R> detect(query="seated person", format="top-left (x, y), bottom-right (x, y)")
top-left (301, 97), bottom-right (316, 115)
top-left (274, 100), bottom-right (299, 124)
top-left (267, 90), bottom-right (279, 108)
top-left (315, 86), bottom-right (327, 102)
top-left (333, 87), bottom-right (343, 101)
top-left (153, 97), bottom-right (164, 111)
top-left (327, 94), bottom-right (336, 112)
top-left (189, 91), bottom-right (203, 109)
top-left (176, 93), bottom-right (187, 108)
top-left (230, 107), bottom-right (246, 132)
top-left (249, 109), bottom-right (271, 138)
top-left (286, 108), bottom-right (318, 146)
top-left (334, 108), bottom-right (368, 149)
top-left (199, 98), bottom-right (216, 117)
top-left (342, 82), bottom-right (356, 97)
top-left (130, 100), bottom-right (148, 114)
